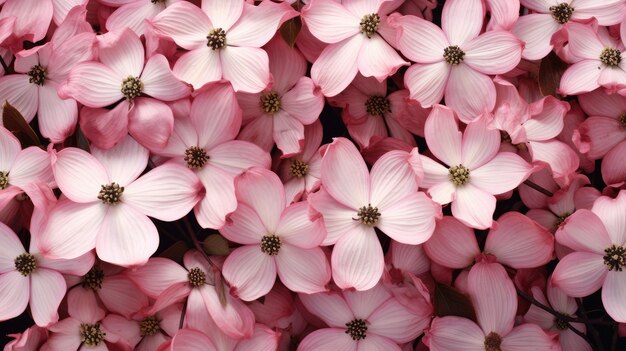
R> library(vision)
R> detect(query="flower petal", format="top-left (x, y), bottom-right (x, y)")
top-left (90, 135), bottom-right (148, 187)
top-left (307, 187), bottom-right (361, 245)
top-left (194, 166), bottom-right (237, 229)
top-left (58, 62), bottom-right (123, 108)
top-left (297, 329), bottom-right (357, 351)
top-left (590, 192), bottom-right (626, 245)
top-left (470, 152), bottom-right (532, 195)
top-left (442, 0), bottom-right (484, 45)
top-left (311, 35), bottom-right (364, 97)
top-left (276, 202), bottom-right (326, 249)
top-left (425, 316), bottom-right (485, 351)
top-left (332, 226), bottom-right (383, 291)
top-left (0, 223), bottom-right (24, 274)
top-left (301, 0), bottom-right (359, 44)
top-left (368, 298), bottom-right (430, 343)
top-left (0, 270), bottom-right (29, 322)
top-left (404, 62), bottom-right (449, 108)
top-left (461, 117), bottom-right (500, 169)
top-left (99, 274), bottom-right (149, 318)
top-left (462, 31), bottom-right (523, 75)
top-left (424, 105), bottom-right (462, 166)
top-left (555, 209), bottom-right (611, 254)
top-left (511, 14), bottom-right (560, 60)
top-left (222, 245), bottom-right (277, 301)
top-left (423, 216), bottom-right (479, 269)
top-left (377, 192), bottom-right (439, 245)
top-left (501, 324), bottom-right (559, 351)
top-left (219, 202), bottom-right (265, 244)
top-left (97, 28), bottom-right (144, 78)
top-left (201, 0), bottom-right (242, 31)
top-left (51, 148), bottom-right (107, 203)
top-left (200, 284), bottom-right (255, 339)
top-left (5, 147), bottom-right (52, 189)
top-left (281, 77), bottom-right (325, 125)
top-left (551, 252), bottom-right (607, 297)
top-left (29, 269), bottom-right (65, 326)
top-left (220, 46), bottom-right (269, 94)
top-left (445, 64), bottom-right (495, 123)
top-left (0, 126), bottom-right (20, 172)
top-left (394, 15), bottom-right (447, 63)
top-left (141, 54), bottom-right (191, 101)
top-left (602, 270), bottom-right (626, 322)
top-left (37, 83), bottom-right (77, 143)
top-left (150, 1), bottom-right (211, 50)
top-left (0, 75), bottom-right (39, 123)
top-left (451, 184), bottom-right (496, 229)
top-left (299, 291), bottom-right (353, 327)
top-left (273, 111), bottom-right (304, 156)
top-left (173, 47), bottom-right (221, 90)
top-left (558, 60), bottom-right (602, 96)
top-left (357, 34), bottom-right (408, 80)
top-left (320, 137), bottom-right (369, 209)
top-left (234, 167), bottom-right (285, 233)
top-left (170, 329), bottom-right (217, 351)
top-left (226, 1), bottom-right (297, 48)
top-left (276, 245), bottom-right (330, 294)
top-left (468, 260), bottom-right (516, 335)
top-left (191, 83), bottom-right (241, 150)
top-left (105, 0), bottom-right (161, 36)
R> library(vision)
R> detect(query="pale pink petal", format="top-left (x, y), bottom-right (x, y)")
top-left (59, 62), bottom-right (123, 108)
top-left (201, 0), bottom-right (242, 31)
top-left (394, 15), bottom-right (447, 63)
top-left (222, 245), bottom-right (276, 301)
top-left (36, 83), bottom-right (77, 143)
top-left (551, 252), bottom-right (607, 297)
top-left (126, 99), bottom-right (173, 151)
top-left (276, 202), bottom-right (325, 249)
top-left (529, 140), bottom-right (580, 186)
top-left (171, 329), bottom-right (217, 351)
top-left (141, 54), bottom-right (191, 101)
top-left (142, 282), bottom-right (191, 316)
top-left (577, 117), bottom-right (625, 159)
top-left (219, 202), bottom-right (265, 244)
top-left (441, 0), bottom-right (484, 45)
top-left (404, 62), bottom-right (449, 108)
top-left (266, 36), bottom-right (307, 94)
top-left (501, 324), bottom-right (558, 350)
top-left (273, 111), bottom-right (304, 156)
top-left (0, 126), bottom-right (20, 171)
top-left (200, 284), bottom-right (255, 339)
top-left (591, 192), bottom-right (626, 244)
top-left (332, 226), bottom-right (383, 291)
top-left (461, 117), bottom-right (500, 169)
top-left (471, 152), bottom-right (532, 195)
top-left (281, 77), bottom-right (325, 124)
top-left (566, 22), bottom-right (604, 60)
top-left (105, 0), bottom-right (162, 36)
top-left (124, 257), bottom-right (187, 298)
top-left (227, 1), bottom-right (296, 47)
top-left (208, 140), bottom-right (271, 176)
top-left (559, 60), bottom-right (602, 96)
top-left (0, 270), bottom-right (29, 321)
top-left (276, 244), bottom-right (330, 294)
top-left (150, 1), bottom-right (211, 50)
top-left (220, 46), bottom-right (269, 94)
top-left (602, 270), bottom-right (626, 322)
top-left (321, 137), bottom-right (369, 209)
top-left (451, 185), bottom-right (496, 229)
top-left (45, 318), bottom-right (82, 350)
top-left (377, 192), bottom-right (439, 245)
top-left (191, 83), bottom-right (241, 150)
top-left (463, 31), bottom-right (522, 75)
top-left (301, 0), bottom-right (360, 44)
top-left (424, 105), bottom-right (462, 166)
top-left (0, 222), bottom-right (25, 274)
top-left (29, 269), bottom-right (65, 326)
top-left (423, 216), bottom-right (479, 269)
top-left (237, 116), bottom-right (275, 152)
top-left (234, 324), bottom-right (280, 351)
top-left (425, 316), bottom-right (485, 351)
top-left (357, 34), bottom-right (408, 79)
top-left (0, 0), bottom-right (52, 43)
top-left (79, 103), bottom-right (129, 150)
top-left (173, 47), bottom-right (221, 90)
top-left (194, 166), bottom-right (237, 229)
top-left (51, 148), bottom-right (107, 203)
top-left (0, 75), bottom-right (38, 123)
top-left (602, 140), bottom-right (626, 187)
top-left (420, 155), bottom-right (452, 189)
top-left (524, 97), bottom-right (568, 141)
top-left (99, 275), bottom-right (148, 318)
top-left (307, 188), bottom-right (361, 245)
top-left (311, 35), bottom-right (364, 97)
top-left (345, 114), bottom-right (387, 149)
top-left (468, 261), bottom-right (516, 335)
top-left (485, 212), bottom-right (554, 268)
top-left (97, 28), bottom-right (144, 78)
top-left (299, 291), bottom-right (353, 327)
top-left (90, 135), bottom-right (149, 187)
top-left (369, 149), bottom-right (420, 209)
top-left (560, 328), bottom-right (593, 351)
top-left (571, 0), bottom-right (626, 25)
top-left (297, 329), bottom-right (357, 351)
top-left (357, 334), bottom-right (403, 351)
top-left (101, 314), bottom-right (141, 349)
top-left (234, 168), bottom-right (285, 233)
top-left (6, 147), bottom-right (51, 188)
top-left (512, 14), bottom-right (560, 60)
top-left (342, 280), bottom-right (391, 318)
top-left (368, 298), bottom-right (429, 343)
top-left (95, 203), bottom-right (159, 267)
top-left (445, 64), bottom-right (495, 123)
top-left (555, 209), bottom-right (611, 253)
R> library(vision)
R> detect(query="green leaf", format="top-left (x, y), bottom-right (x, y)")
top-left (2, 102), bottom-right (41, 148)
top-left (280, 17), bottom-right (302, 48)
top-left (159, 241), bottom-right (189, 264)
top-left (538, 52), bottom-right (568, 97)
top-left (203, 234), bottom-right (230, 256)
top-left (434, 283), bottom-right (477, 322)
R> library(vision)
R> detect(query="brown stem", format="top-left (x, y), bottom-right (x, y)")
top-left (0, 54), bottom-right (9, 75)
top-left (523, 179), bottom-right (554, 197)
top-left (178, 299), bottom-right (187, 329)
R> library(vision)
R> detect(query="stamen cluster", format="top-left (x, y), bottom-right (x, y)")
top-left (140, 316), bottom-right (161, 337)
top-left (600, 48), bottom-right (622, 67)
top-left (345, 319), bottom-right (367, 340)
top-left (14, 253), bottom-right (37, 276)
top-left (356, 204), bottom-right (381, 226)
top-left (27, 65), bottom-right (46, 86)
top-left (290, 159), bottom-right (309, 178)
top-left (184, 146), bottom-right (209, 169)
top-left (260, 235), bottom-right (281, 256)
top-left (484, 332), bottom-right (503, 351)
top-left (98, 182), bottom-right (124, 205)
top-left (365, 95), bottom-right (390, 116)
top-left (82, 266), bottom-right (105, 291)
top-left (0, 171), bottom-right (8, 190)
top-left (260, 91), bottom-right (282, 114)
top-left (448, 164), bottom-right (470, 186)
top-left (603, 244), bottom-right (626, 271)
top-left (80, 323), bottom-right (106, 347)
top-left (207, 28), bottom-right (226, 50)
top-left (187, 267), bottom-right (206, 287)
top-left (443, 45), bottom-right (465, 65)
top-left (549, 3), bottom-right (574, 24)
top-left (121, 76), bottom-right (143, 100)
top-left (359, 13), bottom-right (380, 38)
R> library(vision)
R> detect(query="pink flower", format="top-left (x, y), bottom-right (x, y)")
top-left (424, 258), bottom-right (559, 351)
top-left (39, 136), bottom-right (201, 267)
top-left (220, 167), bottom-right (331, 301)
top-left (59, 28), bottom-right (191, 150)
top-left (105, 0), bottom-right (181, 36)
top-left (559, 22), bottom-right (626, 95)
top-left (393, 0), bottom-right (523, 122)
top-left (298, 283), bottom-right (431, 351)
top-left (512, 0), bottom-right (625, 60)
top-left (421, 105), bottom-right (534, 229)
top-left (237, 36), bottom-right (324, 156)
top-left (0, 221), bottom-right (94, 326)
top-left (155, 83), bottom-right (271, 229)
top-left (161, 324), bottom-right (280, 351)
top-left (552, 190), bottom-right (626, 322)
top-left (301, 0), bottom-right (409, 97)
top-left (309, 138), bottom-right (440, 290)
top-left (576, 88), bottom-right (626, 159)
top-left (150, 0), bottom-right (297, 92)
top-left (3, 325), bottom-right (47, 351)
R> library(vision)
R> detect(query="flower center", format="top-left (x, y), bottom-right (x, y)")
top-left (484, 332), bottom-right (502, 351)
top-left (356, 204), bottom-right (381, 226)
top-left (0, 171), bottom-right (8, 190)
top-left (98, 182), bottom-right (124, 205)
top-left (360, 13), bottom-right (379, 38)
top-left (14, 253), bottom-right (37, 276)
top-left (121, 76), bottom-right (143, 100)
top-left (443, 45), bottom-right (465, 65)
top-left (184, 146), bottom-right (209, 169)
top-left (554, 314), bottom-right (570, 330)
top-left (549, 3), bottom-right (574, 24)
top-left (554, 213), bottom-right (570, 228)
top-left (345, 318), bottom-right (367, 341)
top-left (187, 267), bottom-right (206, 287)
top-left (603, 244), bottom-right (626, 271)
top-left (290, 159), bottom-right (309, 178)
top-left (260, 235), bottom-right (281, 256)
top-left (365, 95), bottom-right (390, 116)
top-left (619, 113), bottom-right (626, 129)
top-left (448, 164), bottom-right (470, 186)
top-left (207, 28), bottom-right (226, 50)
top-left (260, 91), bottom-right (282, 114)
top-left (82, 266), bottom-right (105, 291)
top-left (140, 316), bottom-right (161, 337)
top-left (28, 64), bottom-right (46, 86)
top-left (600, 48), bottom-right (622, 67)
top-left (80, 323), bottom-right (106, 347)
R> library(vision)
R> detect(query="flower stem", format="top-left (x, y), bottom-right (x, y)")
top-left (523, 179), bottom-right (554, 197)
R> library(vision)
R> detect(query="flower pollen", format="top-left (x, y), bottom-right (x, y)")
top-left (184, 146), bottom-right (209, 169)
top-left (121, 76), bottom-right (143, 100)
top-left (365, 95), bottom-right (390, 116)
top-left (443, 45), bottom-right (465, 65)
top-left (449, 164), bottom-right (470, 186)
top-left (187, 267), bottom-right (206, 287)
top-left (360, 13), bottom-right (379, 38)
top-left (549, 3), bottom-right (574, 24)
top-left (80, 323), bottom-right (105, 347)
top-left (555, 213), bottom-right (570, 228)
top-left (600, 48), bottom-right (622, 67)
top-left (554, 314), bottom-right (570, 330)
top-left (14, 253), bottom-right (36, 276)
top-left (98, 182), bottom-right (124, 205)
top-left (603, 244), bottom-right (626, 271)
top-left (0, 171), bottom-right (8, 190)
top-left (82, 266), bottom-right (105, 291)
top-left (345, 318), bottom-right (367, 341)
top-left (261, 91), bottom-right (282, 114)
top-left (484, 332), bottom-right (503, 351)
top-left (27, 65), bottom-right (46, 86)
top-left (290, 159), bottom-right (309, 178)
top-left (207, 28), bottom-right (226, 50)
top-left (261, 235), bottom-right (281, 256)
top-left (356, 204), bottom-right (381, 226)
top-left (140, 316), bottom-right (161, 337)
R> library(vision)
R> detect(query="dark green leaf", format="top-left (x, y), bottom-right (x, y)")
top-left (280, 17), bottom-right (302, 48)
top-left (159, 241), bottom-right (189, 264)
top-left (203, 234), bottom-right (230, 256)
top-left (434, 283), bottom-right (477, 322)
top-left (2, 102), bottom-right (41, 148)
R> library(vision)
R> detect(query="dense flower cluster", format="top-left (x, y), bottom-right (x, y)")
top-left (0, 0), bottom-right (625, 350)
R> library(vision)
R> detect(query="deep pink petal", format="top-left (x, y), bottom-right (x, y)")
top-left (170, 329), bottom-right (217, 351)
top-left (530, 140), bottom-right (579, 186)
top-left (79, 103), bottom-right (129, 150)
top-left (105, 0), bottom-right (162, 36)
top-left (425, 316), bottom-right (485, 351)
top-left (424, 105), bottom-right (462, 166)
top-left (558, 60), bottom-right (602, 96)
top-left (468, 261), bottom-right (516, 335)
top-left (99, 274), bottom-right (149, 318)
top-left (0, 0), bottom-right (52, 43)
top-left (222, 245), bottom-right (276, 301)
top-left (404, 62), bottom-right (449, 108)
top-left (394, 15), bottom-right (447, 63)
top-left (332, 226), bottom-right (383, 291)
top-left (311, 35), bottom-right (364, 97)
top-left (511, 14), bottom-right (560, 61)
top-left (321, 138), bottom-right (369, 209)
top-left (462, 31), bottom-right (522, 75)
top-left (128, 98), bottom-right (175, 151)
top-left (601, 140), bottom-right (626, 187)
top-left (451, 185), bottom-right (496, 229)
top-left (445, 64), bottom-right (495, 123)
top-left (377, 192), bottom-right (439, 245)
top-left (220, 46), bottom-right (269, 93)
top-left (602, 270), bottom-right (626, 322)
top-left (44, 318), bottom-right (82, 350)
top-left (227, 1), bottom-right (297, 47)
top-left (0, 271), bottom-right (29, 321)
top-left (471, 152), bottom-right (533, 195)
top-left (97, 28), bottom-right (144, 78)
top-left (141, 54), bottom-right (191, 101)
top-left (556, 209), bottom-right (611, 254)
top-left (423, 216), bottom-right (479, 269)
top-left (150, 1), bottom-right (210, 50)
top-left (524, 97), bottom-right (569, 141)
top-left (301, 0), bottom-right (360, 44)
top-left (502, 324), bottom-right (558, 350)
top-left (461, 117), bottom-right (500, 169)
top-left (90, 135), bottom-right (149, 187)
top-left (194, 166), bottom-right (237, 229)
top-left (233, 324), bottom-right (280, 351)
top-left (59, 62), bottom-right (123, 108)
top-left (51, 148), bottom-right (107, 202)
top-left (357, 34), bottom-right (408, 80)
top-left (236, 117), bottom-right (275, 152)
top-left (276, 245), bottom-right (330, 294)
top-left (172, 47), bottom-right (221, 90)
top-left (276, 202), bottom-right (326, 249)
top-left (266, 36), bottom-right (308, 94)
top-left (297, 328), bottom-right (357, 351)
top-left (29, 268), bottom-right (65, 326)
top-left (234, 167), bottom-right (285, 233)
top-left (441, 0), bottom-right (483, 45)
top-left (551, 252), bottom-right (607, 297)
